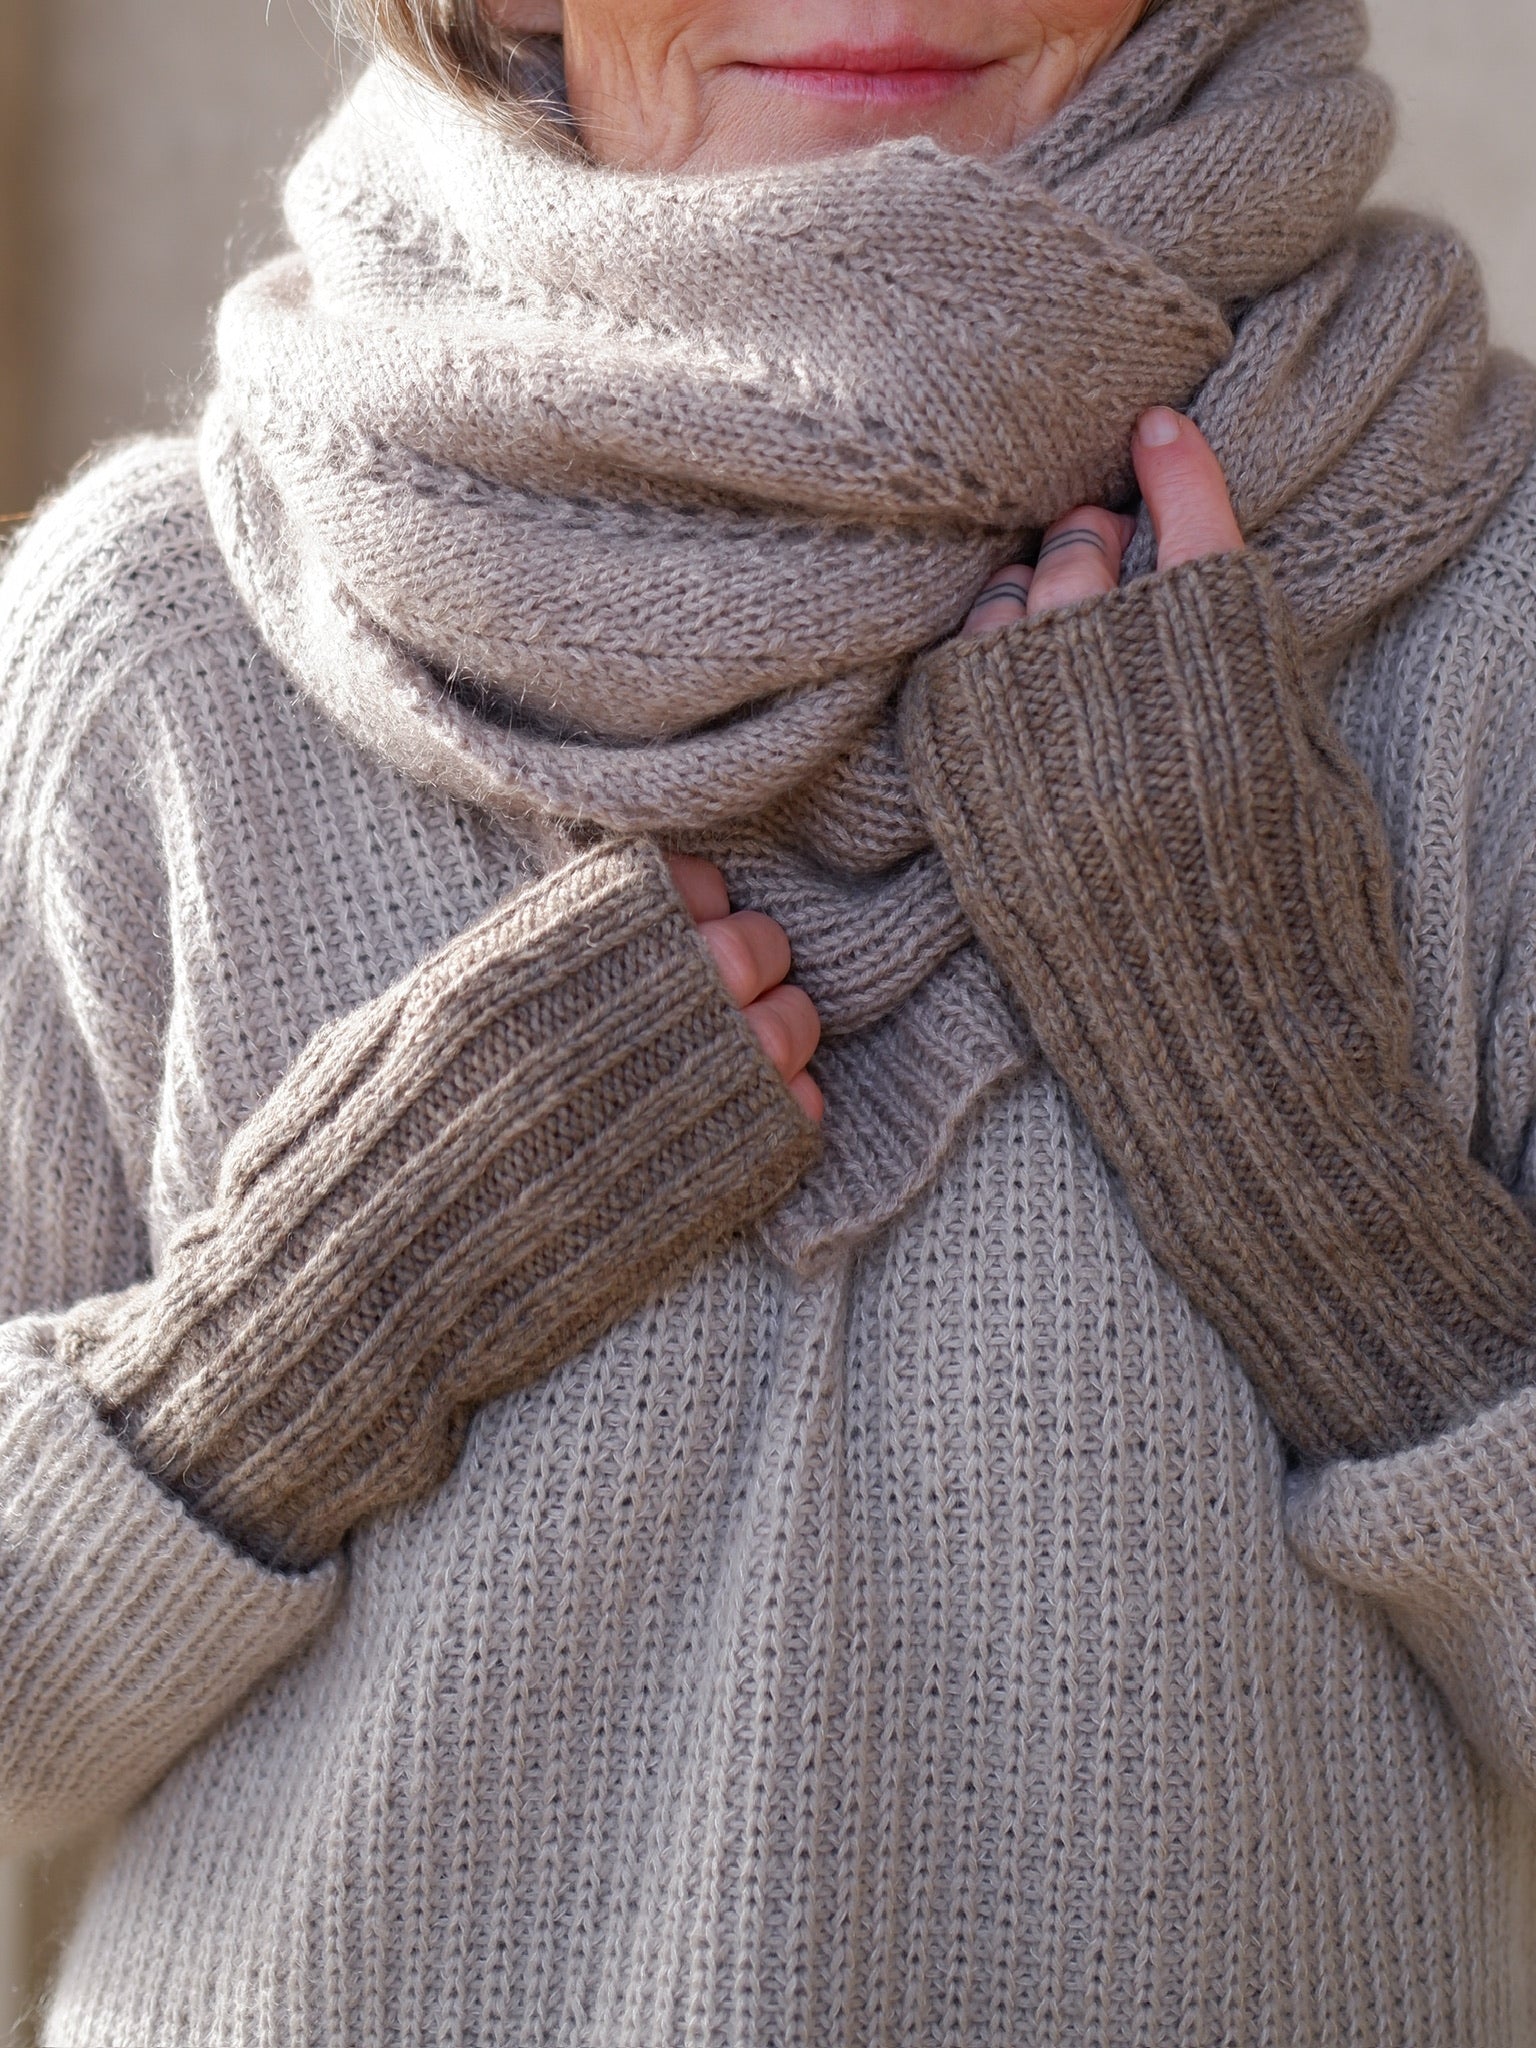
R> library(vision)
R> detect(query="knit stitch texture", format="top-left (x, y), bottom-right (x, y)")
top-left (905, 551), bottom-right (1536, 1459)
top-left (2, 427), bottom-right (1536, 2047)
top-left (63, 839), bottom-right (816, 1568)
top-left (201, 0), bottom-right (1536, 1266)
top-left (1, 0), bottom-right (1536, 2033)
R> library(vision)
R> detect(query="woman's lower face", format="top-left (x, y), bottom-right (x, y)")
top-left (483, 0), bottom-right (1151, 169)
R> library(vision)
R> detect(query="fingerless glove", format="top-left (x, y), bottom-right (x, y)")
top-left (65, 840), bottom-right (819, 1566)
top-left (906, 552), bottom-right (1536, 1460)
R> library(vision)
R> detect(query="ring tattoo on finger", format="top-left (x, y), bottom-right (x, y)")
top-left (1035, 526), bottom-right (1111, 564)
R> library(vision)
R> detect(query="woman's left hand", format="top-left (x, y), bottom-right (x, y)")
top-left (913, 406), bottom-right (1536, 1472)
top-left (961, 408), bottom-right (1245, 636)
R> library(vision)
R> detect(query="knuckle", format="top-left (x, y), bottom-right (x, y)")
top-left (668, 852), bottom-right (729, 921)
top-left (1165, 471), bottom-right (1224, 513)
top-left (1030, 556), bottom-right (1113, 614)
top-left (1043, 506), bottom-right (1118, 547)
top-left (1033, 511), bottom-right (1121, 603)
top-left (707, 919), bottom-right (757, 1004)
top-left (1163, 460), bottom-right (1235, 520)
top-left (751, 1003), bottom-right (791, 1074)
top-left (792, 1072), bottom-right (825, 1123)
top-left (977, 564), bottom-right (1033, 602)
top-left (782, 984), bottom-right (821, 1056)
top-left (734, 911), bottom-right (791, 994)
top-left (1157, 498), bottom-right (1242, 562)
top-left (962, 582), bottom-right (1030, 638)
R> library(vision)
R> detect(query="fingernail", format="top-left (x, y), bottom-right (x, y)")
top-left (1137, 408), bottom-right (1182, 449)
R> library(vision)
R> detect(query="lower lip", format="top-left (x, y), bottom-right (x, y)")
top-left (741, 64), bottom-right (991, 104)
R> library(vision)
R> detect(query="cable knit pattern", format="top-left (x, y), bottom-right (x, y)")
top-left (2, 431), bottom-right (1536, 2042)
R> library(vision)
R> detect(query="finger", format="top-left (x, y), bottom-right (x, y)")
top-left (742, 982), bottom-right (822, 1084)
top-left (699, 909), bottom-right (794, 1010)
top-left (667, 852), bottom-right (731, 924)
top-left (788, 1070), bottom-right (825, 1124)
top-left (1027, 505), bottom-right (1126, 617)
top-left (1132, 409), bottom-right (1245, 570)
top-left (961, 563), bottom-right (1034, 638)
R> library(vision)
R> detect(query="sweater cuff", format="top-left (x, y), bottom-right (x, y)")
top-left (0, 1320), bottom-right (341, 1850)
top-left (65, 840), bottom-right (819, 1567)
top-left (1286, 1378), bottom-right (1536, 1802)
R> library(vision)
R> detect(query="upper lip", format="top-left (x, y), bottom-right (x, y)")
top-left (748, 39), bottom-right (986, 73)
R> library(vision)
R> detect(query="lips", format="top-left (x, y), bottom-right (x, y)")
top-left (740, 36), bottom-right (995, 103)
top-left (764, 38), bottom-right (983, 73)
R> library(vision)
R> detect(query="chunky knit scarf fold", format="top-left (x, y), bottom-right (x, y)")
top-left (200, 0), bottom-right (1536, 1268)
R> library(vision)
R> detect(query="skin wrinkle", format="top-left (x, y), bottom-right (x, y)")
top-left (481, 2), bottom-right (1151, 172)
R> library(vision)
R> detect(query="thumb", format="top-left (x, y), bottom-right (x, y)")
top-left (1132, 409), bottom-right (1245, 571)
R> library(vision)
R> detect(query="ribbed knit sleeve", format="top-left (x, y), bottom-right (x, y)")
top-left (904, 552), bottom-right (1536, 1464)
top-left (1276, 470), bottom-right (1536, 1807)
top-left (0, 938), bottom-right (345, 1855)
top-left (0, 444), bottom-right (818, 1854)
top-left (0, 450), bottom-right (344, 1852)
top-left (0, 1320), bottom-right (340, 1854)
top-left (1285, 1383), bottom-right (1536, 1802)
top-left (63, 838), bottom-right (820, 1570)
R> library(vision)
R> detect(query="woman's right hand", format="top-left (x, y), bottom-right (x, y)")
top-left (668, 855), bottom-right (824, 1124)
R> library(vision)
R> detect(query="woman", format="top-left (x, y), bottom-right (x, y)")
top-left (2, 0), bottom-right (1535, 2038)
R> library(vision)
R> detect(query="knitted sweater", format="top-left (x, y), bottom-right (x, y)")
top-left (3, 434), bottom-right (1536, 2043)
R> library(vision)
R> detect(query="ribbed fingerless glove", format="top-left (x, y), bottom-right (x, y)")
top-left (65, 840), bottom-right (819, 1566)
top-left (906, 552), bottom-right (1536, 1461)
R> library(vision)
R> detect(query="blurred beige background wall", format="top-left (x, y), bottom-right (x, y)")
top-left (1, 0), bottom-right (344, 516)
top-left (0, 0), bottom-right (1533, 2037)
top-left (1375, 0), bottom-right (1536, 353)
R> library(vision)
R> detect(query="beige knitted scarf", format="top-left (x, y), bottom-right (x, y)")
top-left (200, 0), bottom-right (1536, 1269)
